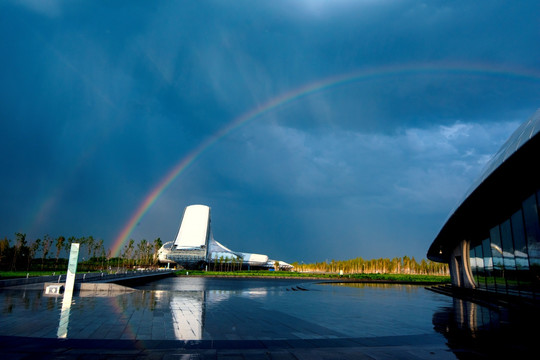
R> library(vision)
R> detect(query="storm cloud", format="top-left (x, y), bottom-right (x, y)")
top-left (1, 0), bottom-right (538, 262)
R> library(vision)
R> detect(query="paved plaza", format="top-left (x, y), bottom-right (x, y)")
top-left (0, 333), bottom-right (460, 359)
top-left (0, 277), bottom-right (535, 358)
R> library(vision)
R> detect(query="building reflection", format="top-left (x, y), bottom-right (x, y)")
top-left (432, 297), bottom-right (536, 357)
top-left (56, 291), bottom-right (72, 338)
top-left (168, 290), bottom-right (206, 340)
top-left (156, 286), bottom-right (269, 340)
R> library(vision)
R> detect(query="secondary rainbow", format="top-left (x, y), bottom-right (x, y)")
top-left (111, 62), bottom-right (540, 256)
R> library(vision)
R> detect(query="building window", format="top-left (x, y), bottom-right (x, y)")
top-left (489, 225), bottom-right (506, 294)
top-left (500, 219), bottom-right (520, 296)
top-left (467, 190), bottom-right (540, 297)
top-left (523, 192), bottom-right (540, 298)
top-left (482, 238), bottom-right (495, 291)
top-left (470, 243), bottom-right (481, 288)
top-left (470, 244), bottom-right (479, 287)
top-left (511, 209), bottom-right (533, 297)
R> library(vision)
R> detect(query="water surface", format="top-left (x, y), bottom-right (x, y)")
top-left (2, 277), bottom-right (453, 341)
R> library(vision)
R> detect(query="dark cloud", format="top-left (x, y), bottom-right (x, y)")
top-left (1, 0), bottom-right (538, 262)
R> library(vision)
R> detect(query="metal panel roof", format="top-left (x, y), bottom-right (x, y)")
top-left (459, 109), bottom-right (540, 205)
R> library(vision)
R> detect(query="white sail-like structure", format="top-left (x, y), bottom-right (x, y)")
top-left (173, 204), bottom-right (210, 250)
top-left (158, 204), bottom-right (292, 270)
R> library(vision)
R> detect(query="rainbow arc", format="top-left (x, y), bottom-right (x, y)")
top-left (111, 63), bottom-right (540, 256)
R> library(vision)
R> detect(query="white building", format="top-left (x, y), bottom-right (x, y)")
top-left (158, 204), bottom-right (293, 270)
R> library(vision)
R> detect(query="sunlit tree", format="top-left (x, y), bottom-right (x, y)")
top-left (153, 238), bottom-right (162, 266)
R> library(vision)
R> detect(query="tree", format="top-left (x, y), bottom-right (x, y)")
top-left (96, 239), bottom-right (105, 269)
top-left (65, 236), bottom-right (76, 255)
top-left (153, 238), bottom-right (163, 265)
top-left (12, 232), bottom-right (27, 271)
top-left (0, 237), bottom-right (10, 269)
top-left (28, 238), bottom-right (41, 271)
top-left (86, 236), bottom-right (95, 259)
top-left (55, 236), bottom-right (65, 268)
top-left (41, 235), bottom-right (52, 270)
top-left (123, 239), bottom-right (135, 267)
top-left (274, 260), bottom-right (280, 271)
top-left (77, 236), bottom-right (87, 265)
top-left (137, 239), bottom-right (148, 266)
top-left (106, 248), bottom-right (112, 269)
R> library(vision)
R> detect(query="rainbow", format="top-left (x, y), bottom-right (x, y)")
top-left (111, 62), bottom-right (540, 256)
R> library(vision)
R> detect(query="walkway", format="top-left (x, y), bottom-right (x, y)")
top-left (0, 269), bottom-right (174, 290)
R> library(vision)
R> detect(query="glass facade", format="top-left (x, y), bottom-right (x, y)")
top-left (470, 191), bottom-right (540, 299)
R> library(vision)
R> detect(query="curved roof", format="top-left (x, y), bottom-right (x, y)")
top-left (458, 109), bottom-right (540, 206)
top-left (428, 109), bottom-right (540, 262)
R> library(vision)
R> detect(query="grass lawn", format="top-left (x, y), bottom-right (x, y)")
top-left (1, 270), bottom-right (450, 283)
top-left (0, 270), bottom-right (67, 279)
top-left (174, 270), bottom-right (450, 283)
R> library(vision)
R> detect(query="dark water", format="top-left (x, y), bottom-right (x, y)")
top-left (0, 277), bottom-right (535, 356)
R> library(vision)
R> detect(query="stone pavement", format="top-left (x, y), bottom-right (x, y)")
top-left (0, 334), bottom-right (462, 360)
top-left (2, 279), bottom-right (535, 358)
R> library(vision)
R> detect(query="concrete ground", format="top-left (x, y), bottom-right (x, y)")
top-left (1, 278), bottom-right (534, 359)
top-left (0, 334), bottom-right (465, 360)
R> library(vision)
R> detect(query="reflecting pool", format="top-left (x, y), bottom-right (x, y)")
top-left (0, 277), bottom-right (536, 356)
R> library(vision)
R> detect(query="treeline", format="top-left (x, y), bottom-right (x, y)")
top-left (119, 238), bottom-right (163, 268)
top-left (0, 233), bottom-right (163, 272)
top-left (1, 233), bottom-right (448, 276)
top-left (291, 256), bottom-right (448, 276)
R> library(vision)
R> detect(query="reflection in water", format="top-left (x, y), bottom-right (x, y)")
top-left (324, 282), bottom-right (420, 292)
top-left (3, 276), bottom-right (537, 355)
top-left (0, 280), bottom-right (448, 341)
top-left (433, 297), bottom-right (537, 356)
top-left (134, 277), bottom-right (275, 340)
top-left (168, 291), bottom-right (205, 340)
top-left (56, 290), bottom-right (73, 338)
top-left (159, 287), bottom-right (270, 340)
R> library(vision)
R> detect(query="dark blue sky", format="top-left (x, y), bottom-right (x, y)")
top-left (1, 0), bottom-right (539, 263)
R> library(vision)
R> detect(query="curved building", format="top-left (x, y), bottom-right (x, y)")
top-left (427, 109), bottom-right (540, 299)
top-left (158, 204), bottom-right (293, 270)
